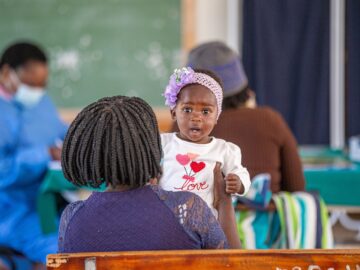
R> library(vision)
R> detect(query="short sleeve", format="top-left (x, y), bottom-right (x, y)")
top-left (222, 142), bottom-right (251, 196)
top-left (183, 194), bottom-right (229, 249)
top-left (152, 186), bottom-right (228, 249)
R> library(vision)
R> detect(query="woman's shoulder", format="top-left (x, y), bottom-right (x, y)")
top-left (150, 185), bottom-right (217, 227)
top-left (60, 200), bottom-right (85, 225)
top-left (152, 185), bottom-right (211, 219)
top-left (220, 106), bottom-right (280, 125)
top-left (256, 106), bottom-right (284, 119)
top-left (58, 200), bottom-right (85, 251)
top-left (246, 106), bottom-right (287, 128)
top-left (152, 186), bottom-right (227, 248)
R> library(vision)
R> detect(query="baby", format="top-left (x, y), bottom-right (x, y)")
top-left (160, 67), bottom-right (251, 215)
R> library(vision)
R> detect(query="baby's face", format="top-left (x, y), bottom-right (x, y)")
top-left (171, 84), bottom-right (218, 144)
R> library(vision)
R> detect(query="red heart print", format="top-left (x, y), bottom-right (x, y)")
top-left (190, 161), bottom-right (205, 173)
top-left (176, 154), bottom-right (190, 166)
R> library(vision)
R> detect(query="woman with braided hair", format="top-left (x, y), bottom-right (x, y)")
top-left (58, 95), bottom-right (239, 252)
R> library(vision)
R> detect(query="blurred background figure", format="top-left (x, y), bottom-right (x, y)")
top-left (0, 41), bottom-right (67, 266)
top-left (185, 41), bottom-right (305, 193)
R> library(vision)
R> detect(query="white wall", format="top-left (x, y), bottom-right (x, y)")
top-left (195, 0), bottom-right (228, 45)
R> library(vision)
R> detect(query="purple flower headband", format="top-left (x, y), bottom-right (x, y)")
top-left (163, 67), bottom-right (223, 119)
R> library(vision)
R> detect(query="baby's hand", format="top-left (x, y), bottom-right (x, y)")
top-left (225, 173), bottom-right (244, 194)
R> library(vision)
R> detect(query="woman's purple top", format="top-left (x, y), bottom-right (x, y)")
top-left (58, 185), bottom-right (228, 252)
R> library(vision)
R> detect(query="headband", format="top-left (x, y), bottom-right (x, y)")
top-left (163, 67), bottom-right (223, 119)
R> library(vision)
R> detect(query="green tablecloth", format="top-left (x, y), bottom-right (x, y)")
top-left (37, 170), bottom-right (104, 234)
top-left (305, 167), bottom-right (360, 206)
top-left (36, 170), bottom-right (78, 234)
top-left (301, 147), bottom-right (360, 206)
top-left (37, 147), bottom-right (360, 234)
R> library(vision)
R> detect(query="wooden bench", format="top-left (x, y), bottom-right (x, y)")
top-left (47, 249), bottom-right (360, 270)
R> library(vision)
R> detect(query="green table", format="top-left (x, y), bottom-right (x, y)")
top-left (37, 170), bottom-right (78, 234)
top-left (300, 147), bottom-right (360, 239)
top-left (305, 166), bottom-right (360, 206)
top-left (37, 169), bottom-right (104, 234)
top-left (300, 147), bottom-right (360, 206)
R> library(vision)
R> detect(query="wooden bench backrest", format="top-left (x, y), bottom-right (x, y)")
top-left (47, 249), bottom-right (360, 270)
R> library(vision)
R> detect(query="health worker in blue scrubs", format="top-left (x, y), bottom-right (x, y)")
top-left (0, 41), bottom-right (67, 264)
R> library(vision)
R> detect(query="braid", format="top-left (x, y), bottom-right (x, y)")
top-left (61, 96), bottom-right (162, 188)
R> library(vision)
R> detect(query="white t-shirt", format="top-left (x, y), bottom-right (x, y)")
top-left (160, 133), bottom-right (251, 214)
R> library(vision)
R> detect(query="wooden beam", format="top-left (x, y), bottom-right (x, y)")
top-left (181, 0), bottom-right (196, 55)
top-left (48, 249), bottom-right (360, 270)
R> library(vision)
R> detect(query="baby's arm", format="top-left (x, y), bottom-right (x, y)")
top-left (222, 142), bottom-right (251, 196)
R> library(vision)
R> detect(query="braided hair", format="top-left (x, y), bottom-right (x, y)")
top-left (61, 96), bottom-right (162, 189)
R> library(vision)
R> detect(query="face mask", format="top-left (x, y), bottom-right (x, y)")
top-left (14, 84), bottom-right (45, 108)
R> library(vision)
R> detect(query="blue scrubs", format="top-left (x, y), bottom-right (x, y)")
top-left (0, 94), bottom-right (67, 263)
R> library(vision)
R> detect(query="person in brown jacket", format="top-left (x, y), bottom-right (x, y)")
top-left (184, 41), bottom-right (305, 193)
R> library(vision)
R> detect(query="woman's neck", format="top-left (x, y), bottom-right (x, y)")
top-left (106, 178), bottom-right (159, 192)
top-left (106, 185), bottom-right (133, 192)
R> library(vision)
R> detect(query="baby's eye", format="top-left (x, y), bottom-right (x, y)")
top-left (183, 107), bottom-right (192, 113)
top-left (202, 108), bottom-right (211, 115)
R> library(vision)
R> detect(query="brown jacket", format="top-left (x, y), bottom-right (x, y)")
top-left (210, 106), bottom-right (305, 193)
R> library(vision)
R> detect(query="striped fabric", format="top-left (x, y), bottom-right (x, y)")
top-left (236, 176), bottom-right (333, 249)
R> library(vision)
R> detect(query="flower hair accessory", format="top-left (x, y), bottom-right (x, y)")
top-left (163, 67), bottom-right (223, 119)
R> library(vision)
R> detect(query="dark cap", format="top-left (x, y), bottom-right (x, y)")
top-left (187, 41), bottom-right (248, 97)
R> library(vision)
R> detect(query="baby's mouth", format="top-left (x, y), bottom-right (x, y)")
top-left (190, 127), bottom-right (201, 134)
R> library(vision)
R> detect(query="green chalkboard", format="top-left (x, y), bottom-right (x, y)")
top-left (0, 0), bottom-right (180, 108)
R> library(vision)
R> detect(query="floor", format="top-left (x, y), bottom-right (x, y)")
top-left (332, 213), bottom-right (360, 248)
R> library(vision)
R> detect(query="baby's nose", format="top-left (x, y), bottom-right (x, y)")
top-left (191, 112), bottom-right (202, 121)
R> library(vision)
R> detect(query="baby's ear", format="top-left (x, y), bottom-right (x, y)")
top-left (170, 109), bottom-right (176, 120)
